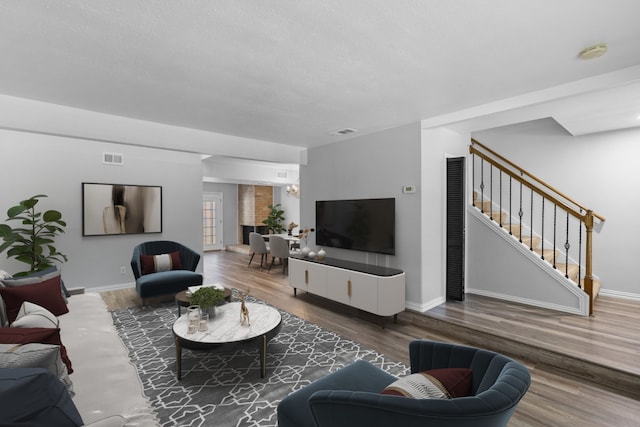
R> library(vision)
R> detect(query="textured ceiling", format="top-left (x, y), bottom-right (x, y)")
top-left (1, 0), bottom-right (640, 149)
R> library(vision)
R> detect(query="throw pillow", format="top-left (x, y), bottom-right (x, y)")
top-left (140, 251), bottom-right (182, 275)
top-left (0, 276), bottom-right (69, 322)
top-left (381, 368), bottom-right (473, 399)
top-left (0, 295), bottom-right (7, 328)
top-left (1, 265), bottom-right (70, 300)
top-left (0, 327), bottom-right (73, 374)
top-left (0, 343), bottom-right (74, 395)
top-left (12, 301), bottom-right (59, 329)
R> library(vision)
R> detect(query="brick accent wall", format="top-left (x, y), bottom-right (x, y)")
top-left (238, 184), bottom-right (274, 242)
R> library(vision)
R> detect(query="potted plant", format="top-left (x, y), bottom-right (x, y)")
top-left (190, 286), bottom-right (226, 316)
top-left (263, 203), bottom-right (285, 234)
top-left (0, 194), bottom-right (67, 276)
top-left (287, 221), bottom-right (298, 236)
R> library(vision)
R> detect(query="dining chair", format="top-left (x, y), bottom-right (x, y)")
top-left (248, 232), bottom-right (270, 269)
top-left (268, 235), bottom-right (293, 274)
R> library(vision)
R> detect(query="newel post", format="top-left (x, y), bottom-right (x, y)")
top-left (584, 210), bottom-right (594, 316)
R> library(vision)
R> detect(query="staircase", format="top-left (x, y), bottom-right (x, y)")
top-left (469, 139), bottom-right (605, 315)
top-left (472, 191), bottom-right (601, 304)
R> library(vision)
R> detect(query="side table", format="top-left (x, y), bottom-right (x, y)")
top-left (175, 287), bottom-right (232, 315)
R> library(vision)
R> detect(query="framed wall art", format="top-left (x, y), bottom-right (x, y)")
top-left (82, 182), bottom-right (162, 236)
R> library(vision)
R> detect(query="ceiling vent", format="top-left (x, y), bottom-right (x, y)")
top-left (328, 128), bottom-right (358, 136)
top-left (103, 152), bottom-right (124, 166)
top-left (276, 170), bottom-right (288, 179)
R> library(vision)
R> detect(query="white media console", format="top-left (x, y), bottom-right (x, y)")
top-left (289, 255), bottom-right (405, 323)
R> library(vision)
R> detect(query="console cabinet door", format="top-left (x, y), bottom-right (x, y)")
top-left (326, 267), bottom-right (350, 305)
top-left (348, 271), bottom-right (378, 314)
top-left (326, 268), bottom-right (377, 313)
top-left (289, 258), bottom-right (306, 291)
top-left (289, 258), bottom-right (327, 297)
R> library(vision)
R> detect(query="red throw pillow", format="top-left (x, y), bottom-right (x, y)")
top-left (0, 276), bottom-right (69, 322)
top-left (424, 368), bottom-right (473, 398)
top-left (381, 368), bottom-right (473, 399)
top-left (140, 251), bottom-right (182, 275)
top-left (0, 327), bottom-right (73, 374)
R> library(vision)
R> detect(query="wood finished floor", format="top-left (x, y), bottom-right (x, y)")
top-left (101, 250), bottom-right (640, 427)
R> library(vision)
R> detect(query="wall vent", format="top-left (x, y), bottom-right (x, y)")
top-left (276, 170), bottom-right (288, 179)
top-left (103, 152), bottom-right (124, 165)
top-left (328, 128), bottom-right (358, 136)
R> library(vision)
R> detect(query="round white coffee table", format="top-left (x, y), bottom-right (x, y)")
top-left (172, 302), bottom-right (282, 380)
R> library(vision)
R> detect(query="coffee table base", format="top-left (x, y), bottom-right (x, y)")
top-left (172, 302), bottom-right (282, 380)
top-left (174, 328), bottom-right (279, 380)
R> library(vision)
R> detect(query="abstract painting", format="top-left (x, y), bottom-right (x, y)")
top-left (82, 183), bottom-right (162, 236)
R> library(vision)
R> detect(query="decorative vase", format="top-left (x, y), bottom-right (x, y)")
top-left (206, 306), bottom-right (216, 317)
top-left (187, 305), bottom-right (200, 334)
top-left (317, 248), bottom-right (326, 260)
top-left (301, 246), bottom-right (311, 257)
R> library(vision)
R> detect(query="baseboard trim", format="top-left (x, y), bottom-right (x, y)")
top-left (467, 287), bottom-right (586, 316)
top-left (405, 296), bottom-right (446, 313)
top-left (599, 288), bottom-right (640, 301)
top-left (88, 282), bottom-right (136, 293)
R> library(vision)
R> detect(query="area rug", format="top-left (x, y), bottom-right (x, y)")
top-left (111, 291), bottom-right (409, 427)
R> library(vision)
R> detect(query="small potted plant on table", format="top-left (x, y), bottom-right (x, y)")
top-left (190, 287), bottom-right (226, 317)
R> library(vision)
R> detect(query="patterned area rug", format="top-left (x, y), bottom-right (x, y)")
top-left (111, 291), bottom-right (408, 427)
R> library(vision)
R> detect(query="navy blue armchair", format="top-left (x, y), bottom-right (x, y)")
top-left (131, 240), bottom-right (202, 304)
top-left (277, 340), bottom-right (531, 427)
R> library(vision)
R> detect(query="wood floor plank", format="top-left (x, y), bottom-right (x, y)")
top-left (100, 250), bottom-right (640, 426)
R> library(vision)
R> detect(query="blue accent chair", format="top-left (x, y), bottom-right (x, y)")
top-left (131, 240), bottom-right (203, 305)
top-left (277, 340), bottom-right (531, 427)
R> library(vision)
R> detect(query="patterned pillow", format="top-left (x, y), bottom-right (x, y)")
top-left (12, 301), bottom-right (59, 329)
top-left (140, 251), bottom-right (182, 275)
top-left (0, 343), bottom-right (74, 395)
top-left (381, 368), bottom-right (473, 399)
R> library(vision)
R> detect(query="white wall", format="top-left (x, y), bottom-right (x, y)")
top-left (0, 130), bottom-right (203, 291)
top-left (473, 118), bottom-right (640, 298)
top-left (278, 186), bottom-right (300, 233)
top-left (301, 123), bottom-right (422, 307)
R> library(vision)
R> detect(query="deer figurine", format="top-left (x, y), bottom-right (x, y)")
top-left (239, 288), bottom-right (251, 326)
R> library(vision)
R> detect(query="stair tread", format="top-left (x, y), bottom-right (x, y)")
top-left (554, 263), bottom-right (580, 279)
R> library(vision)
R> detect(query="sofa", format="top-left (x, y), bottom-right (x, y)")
top-left (0, 267), bottom-right (158, 426)
top-left (278, 339), bottom-right (531, 427)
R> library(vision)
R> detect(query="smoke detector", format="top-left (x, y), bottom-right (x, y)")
top-left (328, 128), bottom-right (358, 136)
top-left (578, 43), bottom-right (608, 60)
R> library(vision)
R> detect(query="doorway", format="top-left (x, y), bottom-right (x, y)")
top-left (446, 157), bottom-right (465, 301)
top-left (203, 192), bottom-right (223, 251)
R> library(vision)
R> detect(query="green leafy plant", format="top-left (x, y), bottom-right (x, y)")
top-left (263, 203), bottom-right (285, 233)
top-left (190, 287), bottom-right (226, 310)
top-left (0, 194), bottom-right (67, 276)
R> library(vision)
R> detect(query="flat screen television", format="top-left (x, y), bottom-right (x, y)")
top-left (315, 198), bottom-right (395, 255)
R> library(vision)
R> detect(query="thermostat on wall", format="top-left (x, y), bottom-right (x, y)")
top-left (402, 185), bottom-right (416, 194)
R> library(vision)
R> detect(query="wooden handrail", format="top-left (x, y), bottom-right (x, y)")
top-left (471, 147), bottom-right (587, 223)
top-left (471, 138), bottom-right (605, 222)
